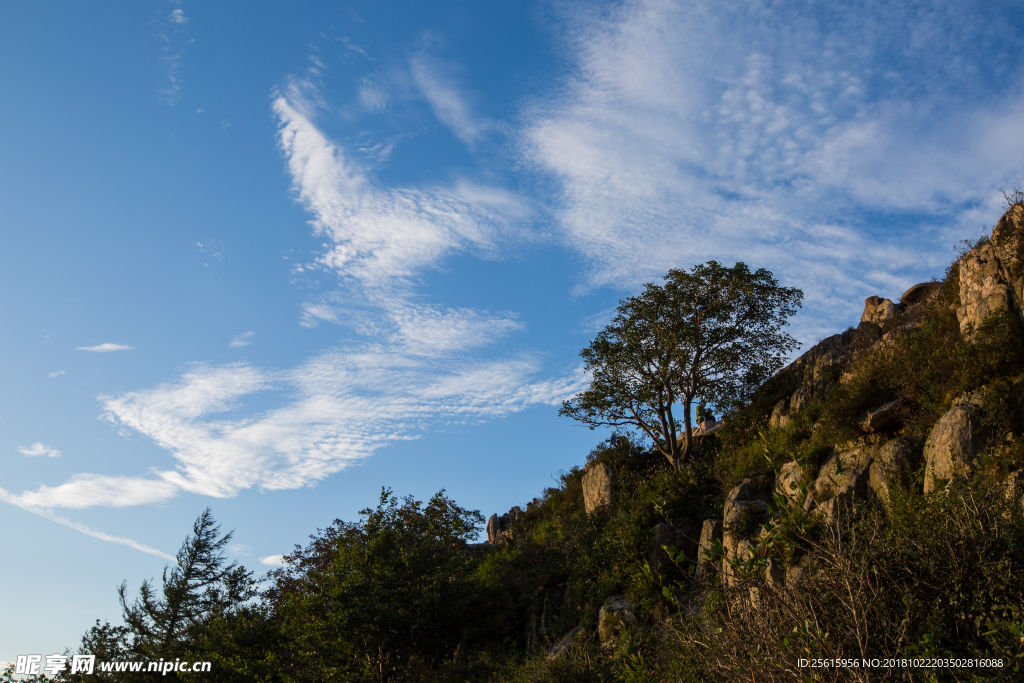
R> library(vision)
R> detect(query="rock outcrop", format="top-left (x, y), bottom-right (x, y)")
top-left (582, 462), bottom-right (614, 513)
top-left (775, 461), bottom-right (805, 507)
top-left (956, 207), bottom-right (1024, 335)
top-left (861, 296), bottom-right (898, 324)
top-left (769, 321), bottom-right (882, 428)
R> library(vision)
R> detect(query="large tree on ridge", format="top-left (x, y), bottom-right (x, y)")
top-left (560, 261), bottom-right (803, 469)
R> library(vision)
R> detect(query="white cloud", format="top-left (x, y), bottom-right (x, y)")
top-left (230, 331), bottom-right (254, 348)
top-left (523, 0), bottom-right (1024, 341)
top-left (259, 554), bottom-right (288, 567)
top-left (409, 53), bottom-right (489, 145)
top-left (358, 78), bottom-right (388, 111)
top-left (0, 487), bottom-right (175, 561)
top-left (19, 442), bottom-right (61, 458)
top-left (169, 8), bottom-right (188, 24)
top-left (273, 81), bottom-right (524, 287)
top-left (78, 343), bottom-right (133, 352)
top-left (0, 80), bottom-right (580, 514)
top-left (48, 370), bottom-right (65, 378)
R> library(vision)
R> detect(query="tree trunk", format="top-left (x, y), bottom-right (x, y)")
top-left (678, 396), bottom-right (693, 469)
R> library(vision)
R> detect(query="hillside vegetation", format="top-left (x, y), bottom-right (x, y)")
top-left (8, 201), bottom-right (1024, 683)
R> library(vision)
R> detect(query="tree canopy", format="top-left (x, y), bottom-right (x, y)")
top-left (560, 260), bottom-right (802, 468)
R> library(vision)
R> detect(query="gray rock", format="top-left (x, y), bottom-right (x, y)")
top-left (582, 463), bottom-right (614, 513)
top-left (770, 397), bottom-right (789, 429)
top-left (649, 517), bottom-right (700, 572)
top-left (860, 398), bottom-right (908, 433)
top-left (546, 626), bottom-right (581, 660)
top-left (775, 461), bottom-right (805, 507)
top-left (956, 207), bottom-right (1024, 336)
top-left (810, 446), bottom-right (874, 519)
top-left (694, 519), bottom-right (723, 583)
top-left (508, 506), bottom-right (522, 524)
top-left (790, 385), bottom-right (814, 414)
top-left (723, 479), bottom-right (773, 586)
top-left (923, 402), bottom-right (979, 493)
top-left (868, 438), bottom-right (914, 506)
top-left (486, 514), bottom-right (499, 544)
top-left (598, 595), bottom-right (635, 647)
top-left (861, 296), bottom-right (898, 324)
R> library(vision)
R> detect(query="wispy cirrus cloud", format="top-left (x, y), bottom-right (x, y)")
top-left (48, 370), bottom-right (65, 378)
top-left (524, 0), bottom-right (1024, 340)
top-left (19, 443), bottom-right (61, 458)
top-left (229, 331), bottom-right (254, 348)
top-left (274, 81), bottom-right (524, 288)
top-left (1, 81), bottom-right (583, 514)
top-left (410, 51), bottom-right (490, 146)
top-left (78, 343), bottom-right (133, 352)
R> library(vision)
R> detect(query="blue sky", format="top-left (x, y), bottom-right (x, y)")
top-left (2, 0), bottom-right (1023, 661)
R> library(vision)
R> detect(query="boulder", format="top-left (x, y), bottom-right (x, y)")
top-left (582, 463), bottom-right (614, 513)
top-left (775, 461), bottom-right (805, 507)
top-left (861, 296), bottom-right (898, 324)
top-left (868, 438), bottom-right (914, 506)
top-left (770, 397), bottom-right (790, 429)
top-left (649, 517), bottom-right (701, 572)
top-left (694, 519), bottom-right (723, 583)
top-left (923, 402), bottom-right (979, 493)
top-left (509, 506), bottom-right (522, 524)
top-left (900, 282), bottom-right (941, 307)
top-left (860, 398), bottom-right (908, 433)
top-left (598, 595), bottom-right (635, 647)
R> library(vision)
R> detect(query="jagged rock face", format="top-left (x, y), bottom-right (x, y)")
top-left (924, 401), bottom-right (980, 493)
top-left (770, 322), bottom-right (882, 427)
top-left (582, 463), bottom-right (614, 513)
top-left (775, 461), bottom-right (805, 507)
top-left (813, 446), bottom-right (874, 506)
top-left (861, 296), bottom-right (898, 324)
top-left (598, 595), bottom-right (635, 647)
top-left (694, 519), bottom-right (723, 583)
top-left (957, 207), bottom-right (1024, 335)
top-left (868, 438), bottom-right (914, 506)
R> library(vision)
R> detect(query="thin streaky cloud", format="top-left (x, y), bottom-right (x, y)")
top-left (0, 486), bottom-right (175, 561)
top-left (78, 343), bottom-right (133, 352)
top-left (259, 554), bottom-right (288, 567)
top-left (48, 370), bottom-right (65, 378)
top-left (230, 331), bottom-right (254, 348)
top-left (409, 52), bottom-right (489, 145)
